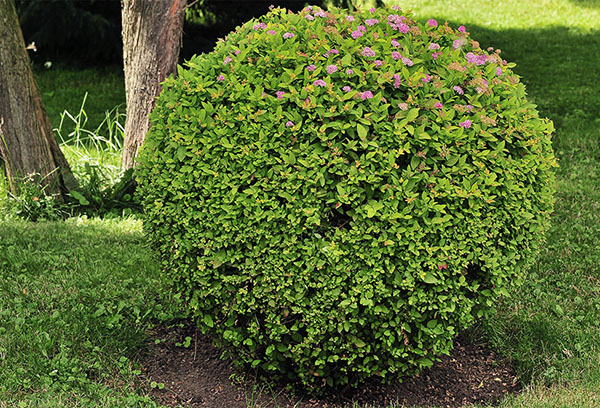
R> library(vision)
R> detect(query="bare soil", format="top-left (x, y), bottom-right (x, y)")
top-left (139, 320), bottom-right (520, 408)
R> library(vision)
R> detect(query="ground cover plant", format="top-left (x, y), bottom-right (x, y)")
top-left (137, 3), bottom-right (556, 391)
top-left (1, 0), bottom-right (599, 406)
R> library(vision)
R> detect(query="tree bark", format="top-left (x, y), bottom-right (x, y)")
top-left (0, 0), bottom-right (77, 199)
top-left (121, 0), bottom-right (186, 170)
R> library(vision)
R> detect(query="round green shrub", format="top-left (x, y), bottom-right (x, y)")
top-left (137, 5), bottom-right (556, 390)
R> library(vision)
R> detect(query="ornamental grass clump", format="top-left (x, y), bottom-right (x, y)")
top-left (137, 5), bottom-right (557, 391)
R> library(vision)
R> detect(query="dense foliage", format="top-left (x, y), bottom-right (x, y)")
top-left (137, 5), bottom-right (557, 390)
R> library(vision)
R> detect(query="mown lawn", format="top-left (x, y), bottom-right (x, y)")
top-left (1, 0), bottom-right (599, 407)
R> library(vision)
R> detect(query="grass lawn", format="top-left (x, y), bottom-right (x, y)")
top-left (1, 0), bottom-right (600, 406)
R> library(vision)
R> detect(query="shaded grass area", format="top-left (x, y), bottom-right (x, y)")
top-left (0, 218), bottom-right (181, 407)
top-left (35, 64), bottom-right (125, 135)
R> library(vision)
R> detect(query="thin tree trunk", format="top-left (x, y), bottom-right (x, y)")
top-left (0, 0), bottom-right (77, 199)
top-left (121, 0), bottom-right (186, 170)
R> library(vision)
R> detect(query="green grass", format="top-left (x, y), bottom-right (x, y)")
top-left (1, 0), bottom-right (599, 406)
top-left (35, 64), bottom-right (125, 136)
top-left (0, 218), bottom-right (180, 407)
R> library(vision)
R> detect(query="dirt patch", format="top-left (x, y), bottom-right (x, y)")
top-left (139, 320), bottom-right (520, 408)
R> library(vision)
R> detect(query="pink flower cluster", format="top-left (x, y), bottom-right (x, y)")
top-left (306, 64), bottom-right (316, 72)
top-left (453, 38), bottom-right (466, 50)
top-left (465, 52), bottom-right (487, 65)
top-left (276, 91), bottom-right (286, 99)
top-left (393, 74), bottom-right (402, 89)
top-left (402, 57), bottom-right (413, 66)
top-left (252, 22), bottom-right (267, 30)
top-left (283, 32), bottom-right (295, 39)
top-left (453, 86), bottom-right (464, 95)
top-left (428, 42), bottom-right (440, 50)
top-left (360, 91), bottom-right (374, 100)
top-left (362, 47), bottom-right (376, 57)
top-left (459, 119), bottom-right (472, 129)
top-left (223, 56), bottom-right (233, 65)
top-left (427, 19), bottom-right (438, 27)
top-left (391, 39), bottom-right (400, 47)
top-left (387, 14), bottom-right (409, 33)
top-left (326, 64), bottom-right (338, 74)
top-left (314, 79), bottom-right (326, 87)
top-left (365, 18), bottom-right (379, 26)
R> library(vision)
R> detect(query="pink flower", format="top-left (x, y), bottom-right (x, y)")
top-left (401, 57), bottom-right (413, 66)
top-left (361, 91), bottom-right (374, 100)
top-left (315, 10), bottom-right (326, 18)
top-left (267, 30), bottom-right (276, 35)
top-left (365, 19), bottom-right (379, 26)
top-left (346, 69), bottom-right (354, 75)
top-left (342, 85), bottom-right (351, 92)
top-left (369, 7), bottom-right (376, 12)
top-left (459, 119), bottom-right (472, 129)
top-left (391, 5), bottom-right (401, 10)
top-left (305, 14), bottom-right (314, 20)
top-left (373, 60), bottom-right (383, 67)
top-left (396, 23), bottom-right (410, 33)
top-left (427, 19), bottom-right (438, 27)
top-left (393, 74), bottom-right (402, 89)
top-left (252, 22), bottom-right (267, 30)
top-left (453, 38), bottom-right (465, 50)
top-left (346, 15), bottom-right (355, 22)
top-left (432, 52), bottom-right (442, 60)
top-left (398, 102), bottom-right (408, 110)
top-left (283, 32), bottom-right (295, 39)
top-left (306, 64), bottom-right (316, 72)
top-left (351, 30), bottom-right (364, 39)
top-left (358, 25), bottom-right (367, 32)
top-left (434, 102), bottom-right (443, 109)
top-left (422, 74), bottom-right (431, 83)
top-left (466, 52), bottom-right (487, 66)
top-left (392, 51), bottom-right (402, 60)
top-left (234, 49), bottom-right (241, 55)
top-left (217, 74), bottom-right (225, 82)
top-left (362, 47), bottom-right (376, 57)
top-left (329, 49), bottom-right (339, 55)
top-left (276, 91), bottom-right (286, 99)
top-left (224, 56), bottom-right (233, 65)
top-left (496, 67), bottom-right (503, 76)
top-left (458, 25), bottom-right (466, 33)
top-left (428, 42), bottom-right (440, 50)
top-left (326, 64), bottom-right (338, 74)
top-left (286, 121), bottom-right (294, 127)
top-left (314, 79), bottom-right (326, 87)
top-left (465, 105), bottom-right (474, 112)
top-left (391, 39), bottom-right (400, 47)
top-left (453, 86), bottom-right (464, 95)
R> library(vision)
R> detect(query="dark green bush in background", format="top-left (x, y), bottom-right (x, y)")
top-left (137, 5), bottom-right (557, 391)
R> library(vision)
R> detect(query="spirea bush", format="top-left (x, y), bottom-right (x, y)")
top-left (137, 5), bottom-right (556, 390)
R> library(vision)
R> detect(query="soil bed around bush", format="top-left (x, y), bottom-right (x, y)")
top-left (139, 320), bottom-right (521, 408)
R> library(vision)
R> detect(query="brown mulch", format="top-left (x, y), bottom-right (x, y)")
top-left (139, 320), bottom-right (521, 408)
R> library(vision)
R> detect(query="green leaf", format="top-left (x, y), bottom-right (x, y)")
top-left (177, 146), bottom-right (186, 162)
top-left (357, 123), bottom-right (368, 139)
top-left (423, 274), bottom-right (439, 284)
top-left (70, 190), bottom-right (90, 206)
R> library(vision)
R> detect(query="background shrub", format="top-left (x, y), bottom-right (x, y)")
top-left (137, 5), bottom-right (557, 390)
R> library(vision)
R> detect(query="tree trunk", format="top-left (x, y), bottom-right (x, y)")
top-left (0, 0), bottom-right (77, 199)
top-left (121, 0), bottom-right (186, 170)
